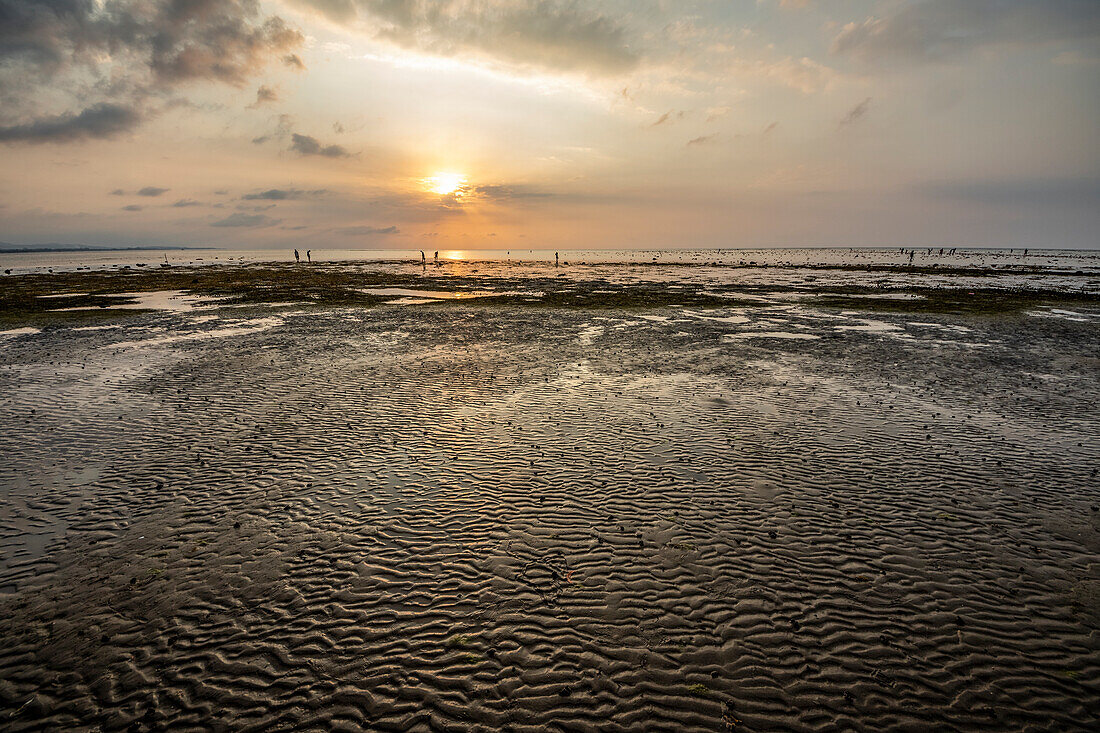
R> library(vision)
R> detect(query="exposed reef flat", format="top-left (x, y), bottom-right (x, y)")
top-left (1, 261), bottom-right (1098, 730)
top-left (2, 260), bottom-right (1098, 323)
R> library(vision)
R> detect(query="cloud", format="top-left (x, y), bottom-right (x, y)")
top-left (137, 186), bottom-right (169, 197)
top-left (337, 225), bottom-right (399, 235)
top-left (473, 185), bottom-right (553, 200)
top-left (289, 133), bottom-right (351, 158)
top-left (153, 17), bottom-right (301, 85)
top-left (743, 56), bottom-right (836, 94)
top-left (291, 0), bottom-right (637, 76)
top-left (687, 134), bottom-right (719, 146)
top-left (172, 199), bottom-right (201, 207)
top-left (650, 110), bottom-right (688, 127)
top-left (0, 1), bottom-right (303, 144)
top-left (110, 189), bottom-right (125, 196)
top-left (661, 20), bottom-right (840, 93)
top-left (1052, 50), bottom-right (1100, 66)
top-left (705, 106), bottom-right (730, 123)
top-left (915, 176), bottom-right (1100, 206)
top-left (241, 188), bottom-right (329, 200)
top-left (839, 97), bottom-right (872, 127)
top-left (211, 212), bottom-right (280, 227)
top-left (832, 0), bottom-right (1100, 64)
top-left (252, 113), bottom-right (295, 146)
top-left (283, 53), bottom-right (306, 70)
top-left (0, 103), bottom-right (141, 144)
top-left (249, 86), bottom-right (279, 108)
top-left (122, 205), bottom-right (143, 212)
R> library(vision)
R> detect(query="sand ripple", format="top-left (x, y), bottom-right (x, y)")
top-left (1, 303), bottom-right (1098, 731)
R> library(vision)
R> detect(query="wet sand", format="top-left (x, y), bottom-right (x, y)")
top-left (1, 263), bottom-right (1098, 731)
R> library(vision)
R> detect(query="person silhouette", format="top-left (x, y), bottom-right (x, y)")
top-left (307, 250), bottom-right (311, 263)
top-left (294, 249), bottom-right (300, 263)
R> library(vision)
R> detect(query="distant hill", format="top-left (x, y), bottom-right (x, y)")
top-left (0, 243), bottom-right (214, 253)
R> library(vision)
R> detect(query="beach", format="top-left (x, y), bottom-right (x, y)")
top-left (1, 252), bottom-right (1098, 730)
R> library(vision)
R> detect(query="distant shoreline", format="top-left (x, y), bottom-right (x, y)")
top-left (0, 246), bottom-right (216, 254)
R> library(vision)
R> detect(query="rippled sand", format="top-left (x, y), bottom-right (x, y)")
top-left (1, 273), bottom-right (1099, 731)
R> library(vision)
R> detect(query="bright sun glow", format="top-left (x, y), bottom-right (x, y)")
top-left (426, 172), bottom-right (467, 195)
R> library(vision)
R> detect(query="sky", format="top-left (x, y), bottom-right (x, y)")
top-left (0, 0), bottom-right (1097, 251)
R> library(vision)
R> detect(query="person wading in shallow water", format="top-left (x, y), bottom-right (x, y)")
top-left (307, 250), bottom-right (311, 263)
top-left (294, 249), bottom-right (300, 263)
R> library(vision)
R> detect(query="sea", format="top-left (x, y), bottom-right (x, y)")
top-left (3, 247), bottom-right (1099, 294)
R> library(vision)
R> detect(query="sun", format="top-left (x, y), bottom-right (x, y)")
top-left (425, 172), bottom-right (467, 195)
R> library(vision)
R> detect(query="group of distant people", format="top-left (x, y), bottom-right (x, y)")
top-left (293, 249), bottom-right (569, 267)
top-left (899, 247), bottom-right (958, 264)
top-left (289, 247), bottom-right (1034, 268)
top-left (898, 246), bottom-right (1029, 265)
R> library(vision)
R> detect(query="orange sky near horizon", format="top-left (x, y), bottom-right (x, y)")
top-left (0, 1), bottom-right (1097, 250)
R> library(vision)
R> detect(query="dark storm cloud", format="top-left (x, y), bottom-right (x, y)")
top-left (289, 133), bottom-right (350, 158)
top-left (291, 0), bottom-right (638, 75)
top-left (832, 0), bottom-right (1100, 64)
top-left (337, 225), bottom-right (398, 235)
top-left (839, 97), bottom-right (872, 127)
top-left (137, 186), bottom-right (169, 197)
top-left (0, 103), bottom-right (140, 143)
top-left (0, 0), bottom-right (303, 144)
top-left (211, 212), bottom-right (279, 227)
top-left (241, 188), bottom-right (328, 200)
